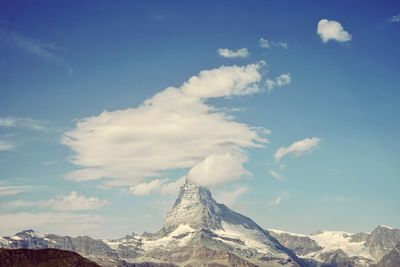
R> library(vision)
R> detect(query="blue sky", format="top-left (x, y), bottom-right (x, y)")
top-left (0, 0), bottom-right (399, 238)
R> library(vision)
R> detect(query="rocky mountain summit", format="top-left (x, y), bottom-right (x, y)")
top-left (0, 179), bottom-right (399, 267)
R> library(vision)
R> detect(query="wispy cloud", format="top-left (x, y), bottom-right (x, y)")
top-left (218, 48), bottom-right (249, 58)
top-left (390, 14), bottom-right (400, 23)
top-left (275, 137), bottom-right (321, 162)
top-left (269, 170), bottom-right (285, 181)
top-left (317, 19), bottom-right (352, 43)
top-left (0, 117), bottom-right (50, 131)
top-left (0, 184), bottom-right (36, 196)
top-left (1, 191), bottom-right (109, 211)
top-left (267, 192), bottom-right (289, 207)
top-left (0, 27), bottom-right (72, 74)
top-left (41, 191), bottom-right (109, 211)
top-left (259, 38), bottom-right (288, 49)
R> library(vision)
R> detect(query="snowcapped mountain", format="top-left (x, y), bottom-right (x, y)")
top-left (103, 179), bottom-right (304, 266)
top-left (269, 225), bottom-right (400, 267)
top-left (0, 179), bottom-right (399, 267)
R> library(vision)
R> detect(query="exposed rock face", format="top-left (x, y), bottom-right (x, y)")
top-left (0, 248), bottom-right (100, 267)
top-left (377, 242), bottom-right (400, 267)
top-left (365, 226), bottom-right (400, 261)
top-left (268, 231), bottom-right (322, 256)
top-left (318, 249), bottom-right (353, 267)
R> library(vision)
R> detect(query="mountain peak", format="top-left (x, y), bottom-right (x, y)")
top-left (162, 178), bottom-right (220, 232)
top-left (175, 178), bottom-right (212, 205)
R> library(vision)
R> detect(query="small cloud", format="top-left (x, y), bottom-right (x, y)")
top-left (267, 192), bottom-right (289, 207)
top-left (41, 191), bottom-right (109, 211)
top-left (259, 38), bottom-right (271, 48)
top-left (259, 38), bottom-right (288, 49)
top-left (0, 184), bottom-right (36, 196)
top-left (266, 73), bottom-right (291, 92)
top-left (218, 48), bottom-right (249, 58)
top-left (275, 137), bottom-right (321, 162)
top-left (274, 41), bottom-right (289, 49)
top-left (317, 19), bottom-right (352, 43)
top-left (269, 170), bottom-right (285, 181)
top-left (0, 117), bottom-right (50, 131)
top-left (390, 14), bottom-right (400, 23)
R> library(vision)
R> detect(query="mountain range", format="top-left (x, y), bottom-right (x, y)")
top-left (0, 179), bottom-right (399, 267)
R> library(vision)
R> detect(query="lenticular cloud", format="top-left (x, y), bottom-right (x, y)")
top-left (62, 63), bottom-right (269, 189)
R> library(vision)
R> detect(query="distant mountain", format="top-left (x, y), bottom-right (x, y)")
top-left (0, 179), bottom-right (399, 267)
top-left (0, 248), bottom-right (100, 267)
top-left (269, 225), bottom-right (400, 267)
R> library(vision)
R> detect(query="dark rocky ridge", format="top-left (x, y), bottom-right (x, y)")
top-left (0, 248), bottom-right (100, 267)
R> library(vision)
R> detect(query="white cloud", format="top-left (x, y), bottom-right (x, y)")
top-left (62, 63), bottom-right (269, 189)
top-left (129, 179), bottom-right (163, 196)
top-left (214, 186), bottom-right (248, 206)
top-left (317, 19), bottom-right (352, 43)
top-left (275, 137), bottom-right (321, 162)
top-left (41, 191), bottom-right (109, 211)
top-left (159, 177), bottom-right (186, 196)
top-left (259, 38), bottom-right (288, 49)
top-left (259, 38), bottom-right (271, 48)
top-left (188, 152), bottom-right (249, 187)
top-left (267, 192), bottom-right (289, 207)
top-left (390, 14), bottom-right (400, 23)
top-left (266, 73), bottom-right (291, 92)
top-left (217, 48), bottom-right (249, 58)
top-left (269, 170), bottom-right (285, 181)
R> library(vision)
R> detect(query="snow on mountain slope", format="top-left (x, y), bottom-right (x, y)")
top-left (215, 222), bottom-right (288, 258)
top-left (269, 227), bottom-right (400, 266)
top-left (140, 224), bottom-right (195, 250)
top-left (305, 230), bottom-right (373, 260)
